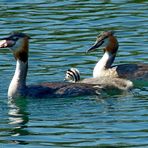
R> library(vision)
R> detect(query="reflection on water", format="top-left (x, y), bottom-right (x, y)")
top-left (7, 98), bottom-right (29, 145)
top-left (5, 93), bottom-right (148, 147)
top-left (8, 98), bottom-right (29, 126)
top-left (0, 0), bottom-right (148, 147)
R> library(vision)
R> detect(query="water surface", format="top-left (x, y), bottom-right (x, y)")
top-left (0, 0), bottom-right (148, 147)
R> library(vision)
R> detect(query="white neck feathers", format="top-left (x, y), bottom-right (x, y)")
top-left (8, 60), bottom-right (28, 98)
top-left (93, 52), bottom-right (115, 78)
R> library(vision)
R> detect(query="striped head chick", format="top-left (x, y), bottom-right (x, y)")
top-left (64, 68), bottom-right (80, 83)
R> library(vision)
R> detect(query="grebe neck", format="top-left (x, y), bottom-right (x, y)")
top-left (93, 51), bottom-right (115, 78)
top-left (8, 60), bottom-right (28, 98)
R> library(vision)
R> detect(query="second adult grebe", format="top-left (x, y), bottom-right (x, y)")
top-left (87, 31), bottom-right (148, 81)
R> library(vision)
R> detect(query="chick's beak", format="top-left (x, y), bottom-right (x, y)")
top-left (0, 38), bottom-right (15, 48)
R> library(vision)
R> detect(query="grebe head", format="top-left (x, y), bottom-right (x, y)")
top-left (87, 31), bottom-right (118, 55)
top-left (0, 32), bottom-right (30, 62)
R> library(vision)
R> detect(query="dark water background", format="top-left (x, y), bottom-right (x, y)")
top-left (0, 0), bottom-right (148, 147)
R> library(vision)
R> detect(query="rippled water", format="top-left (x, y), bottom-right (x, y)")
top-left (0, 0), bottom-right (148, 147)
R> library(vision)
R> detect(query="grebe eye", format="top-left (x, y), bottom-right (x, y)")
top-left (12, 36), bottom-right (19, 41)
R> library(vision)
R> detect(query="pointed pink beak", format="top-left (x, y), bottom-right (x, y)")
top-left (0, 39), bottom-right (15, 48)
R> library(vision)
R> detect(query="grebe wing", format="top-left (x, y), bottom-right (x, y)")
top-left (113, 63), bottom-right (148, 80)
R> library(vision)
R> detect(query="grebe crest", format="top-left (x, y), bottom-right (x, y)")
top-left (87, 31), bottom-right (118, 54)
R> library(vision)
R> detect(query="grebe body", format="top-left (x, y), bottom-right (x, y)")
top-left (87, 31), bottom-right (148, 81)
top-left (0, 32), bottom-right (101, 99)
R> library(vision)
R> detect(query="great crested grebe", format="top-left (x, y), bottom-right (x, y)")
top-left (0, 32), bottom-right (102, 99)
top-left (87, 31), bottom-right (148, 81)
top-left (0, 32), bottom-right (132, 99)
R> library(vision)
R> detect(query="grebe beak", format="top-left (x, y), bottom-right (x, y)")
top-left (86, 39), bottom-right (104, 53)
top-left (0, 32), bottom-right (31, 49)
top-left (0, 37), bottom-right (15, 48)
top-left (86, 31), bottom-right (115, 53)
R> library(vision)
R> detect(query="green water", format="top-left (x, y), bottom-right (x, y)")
top-left (0, 0), bottom-right (148, 147)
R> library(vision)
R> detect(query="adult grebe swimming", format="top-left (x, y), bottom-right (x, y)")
top-left (0, 32), bottom-right (98, 99)
top-left (0, 32), bottom-right (132, 99)
top-left (87, 31), bottom-right (148, 81)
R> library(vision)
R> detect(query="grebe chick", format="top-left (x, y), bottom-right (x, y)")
top-left (64, 68), bottom-right (80, 83)
top-left (65, 68), bottom-right (133, 90)
top-left (87, 31), bottom-right (148, 81)
top-left (0, 32), bottom-right (104, 99)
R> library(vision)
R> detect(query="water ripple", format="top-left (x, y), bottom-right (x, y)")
top-left (0, 0), bottom-right (148, 147)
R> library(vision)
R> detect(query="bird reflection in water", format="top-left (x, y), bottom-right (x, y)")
top-left (8, 97), bottom-right (29, 144)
